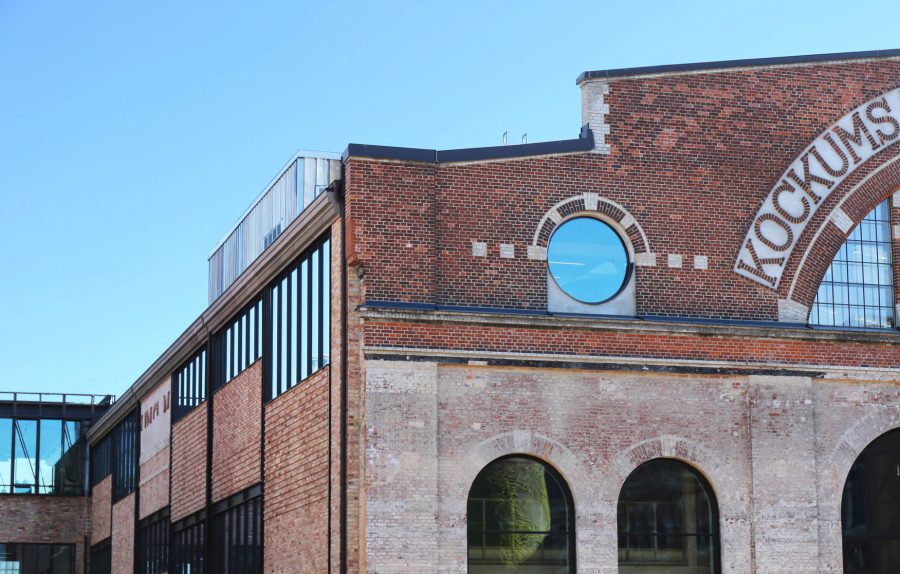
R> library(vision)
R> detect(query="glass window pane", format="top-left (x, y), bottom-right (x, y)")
top-left (38, 419), bottom-right (62, 494)
top-left (548, 217), bottom-right (629, 304)
top-left (618, 459), bottom-right (719, 573)
top-left (322, 239), bottom-right (331, 368)
top-left (468, 457), bottom-right (573, 574)
top-left (13, 420), bottom-right (37, 494)
top-left (312, 249), bottom-right (320, 373)
top-left (0, 419), bottom-right (11, 493)
top-left (301, 259), bottom-right (308, 380)
top-left (811, 200), bottom-right (894, 330)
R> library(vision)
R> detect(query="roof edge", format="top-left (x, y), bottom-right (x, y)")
top-left (576, 48), bottom-right (900, 84)
top-left (343, 125), bottom-right (594, 164)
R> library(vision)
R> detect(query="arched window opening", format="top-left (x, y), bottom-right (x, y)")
top-left (810, 200), bottom-right (895, 329)
top-left (842, 428), bottom-right (900, 573)
top-left (467, 456), bottom-right (575, 573)
top-left (617, 459), bottom-right (720, 574)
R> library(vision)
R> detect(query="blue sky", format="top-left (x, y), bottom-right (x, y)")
top-left (1, 0), bottom-right (898, 398)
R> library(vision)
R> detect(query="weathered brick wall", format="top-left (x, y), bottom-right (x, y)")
top-left (345, 58), bottom-right (900, 321)
top-left (264, 368), bottom-right (330, 573)
top-left (111, 493), bottom-right (135, 574)
top-left (170, 403), bottom-right (207, 522)
top-left (362, 359), bottom-right (900, 574)
top-left (212, 360), bottom-right (262, 502)
top-left (0, 495), bottom-right (89, 574)
top-left (328, 219), bottom-right (345, 570)
top-left (139, 446), bottom-right (169, 519)
top-left (91, 475), bottom-right (112, 542)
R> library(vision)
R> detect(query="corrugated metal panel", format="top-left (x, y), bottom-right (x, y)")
top-left (208, 151), bottom-right (340, 303)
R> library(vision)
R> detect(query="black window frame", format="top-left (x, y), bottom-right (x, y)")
top-left (89, 539), bottom-right (111, 574)
top-left (111, 408), bottom-right (139, 503)
top-left (208, 484), bottom-right (263, 574)
top-left (173, 346), bottom-right (208, 424)
top-left (136, 507), bottom-right (170, 574)
top-left (0, 542), bottom-right (76, 574)
top-left (265, 232), bottom-right (331, 402)
top-left (0, 415), bottom-right (88, 496)
top-left (211, 298), bottom-right (263, 393)
top-left (171, 510), bottom-right (207, 574)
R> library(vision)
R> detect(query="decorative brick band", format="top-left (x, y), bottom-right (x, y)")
top-left (529, 193), bottom-right (652, 259)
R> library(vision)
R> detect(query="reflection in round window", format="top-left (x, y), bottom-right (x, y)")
top-left (548, 217), bottom-right (629, 304)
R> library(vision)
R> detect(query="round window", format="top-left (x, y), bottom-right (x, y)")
top-left (547, 217), bottom-right (629, 304)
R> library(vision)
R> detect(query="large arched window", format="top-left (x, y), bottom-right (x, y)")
top-left (842, 428), bottom-right (900, 573)
top-left (467, 456), bottom-right (575, 573)
top-left (618, 459), bottom-right (720, 574)
top-left (809, 200), bottom-right (895, 329)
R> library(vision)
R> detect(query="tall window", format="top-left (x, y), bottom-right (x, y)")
top-left (173, 346), bottom-right (207, 423)
top-left (209, 489), bottom-right (262, 574)
top-left (467, 456), bottom-right (575, 573)
top-left (267, 234), bottom-right (331, 401)
top-left (842, 428), bottom-right (900, 573)
top-left (111, 410), bottom-right (138, 502)
top-left (810, 200), bottom-right (895, 329)
top-left (618, 459), bottom-right (720, 574)
top-left (172, 515), bottom-right (205, 574)
top-left (137, 508), bottom-right (169, 574)
top-left (211, 299), bottom-right (263, 392)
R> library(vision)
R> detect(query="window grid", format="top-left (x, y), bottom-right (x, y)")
top-left (1, 417), bottom-right (85, 495)
top-left (212, 299), bottom-right (263, 393)
top-left (267, 235), bottom-right (330, 401)
top-left (172, 518), bottom-right (205, 574)
top-left (209, 494), bottom-right (263, 574)
top-left (173, 347), bottom-right (207, 423)
top-left (89, 541), bottom-right (111, 574)
top-left (810, 200), bottom-right (895, 329)
top-left (137, 508), bottom-right (169, 574)
top-left (111, 410), bottom-right (138, 502)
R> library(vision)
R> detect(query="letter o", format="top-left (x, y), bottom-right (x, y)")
top-left (754, 213), bottom-right (794, 252)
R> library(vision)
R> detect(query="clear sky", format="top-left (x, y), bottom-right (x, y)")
top-left (1, 0), bottom-right (897, 399)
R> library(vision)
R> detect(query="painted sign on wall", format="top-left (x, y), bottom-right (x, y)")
top-left (734, 87), bottom-right (900, 288)
top-left (140, 379), bottom-right (171, 464)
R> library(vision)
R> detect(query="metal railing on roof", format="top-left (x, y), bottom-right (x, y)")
top-left (207, 150), bottom-right (341, 303)
top-left (0, 392), bottom-right (115, 406)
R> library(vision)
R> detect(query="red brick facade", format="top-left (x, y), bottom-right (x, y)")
top-left (211, 359), bottom-right (262, 502)
top-left (111, 493), bottom-right (135, 574)
top-left (91, 476), bottom-right (112, 543)
top-left (0, 495), bottom-right (89, 574)
top-left (170, 402), bottom-right (207, 521)
top-left (264, 367), bottom-right (331, 573)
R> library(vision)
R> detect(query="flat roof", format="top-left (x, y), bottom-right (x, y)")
top-left (577, 48), bottom-right (900, 83)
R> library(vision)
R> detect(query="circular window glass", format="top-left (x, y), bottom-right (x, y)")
top-left (547, 217), bottom-right (629, 304)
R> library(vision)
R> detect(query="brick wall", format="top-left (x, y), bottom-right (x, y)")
top-left (212, 359), bottom-right (262, 502)
top-left (111, 493), bottom-right (135, 574)
top-left (170, 403), bottom-right (207, 522)
top-left (139, 446), bottom-right (169, 519)
top-left (0, 495), bottom-right (89, 574)
top-left (363, 359), bottom-right (900, 574)
top-left (344, 58), bottom-right (900, 322)
top-left (264, 367), bottom-right (330, 573)
top-left (91, 475), bottom-right (112, 542)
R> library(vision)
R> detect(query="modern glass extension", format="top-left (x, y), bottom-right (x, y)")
top-left (467, 457), bottom-right (575, 573)
top-left (809, 200), bottom-right (895, 329)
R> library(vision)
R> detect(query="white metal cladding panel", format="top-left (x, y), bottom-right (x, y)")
top-left (208, 153), bottom-right (340, 303)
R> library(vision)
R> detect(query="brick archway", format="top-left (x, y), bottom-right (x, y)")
top-left (600, 435), bottom-right (752, 572)
top-left (779, 154), bottom-right (900, 320)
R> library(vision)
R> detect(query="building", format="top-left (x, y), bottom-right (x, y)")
top-left (2, 48), bottom-right (900, 574)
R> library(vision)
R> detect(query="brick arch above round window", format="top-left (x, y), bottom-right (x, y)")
top-left (527, 193), bottom-right (653, 264)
